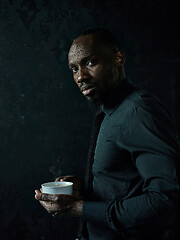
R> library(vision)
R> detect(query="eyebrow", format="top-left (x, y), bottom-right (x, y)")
top-left (68, 54), bottom-right (97, 68)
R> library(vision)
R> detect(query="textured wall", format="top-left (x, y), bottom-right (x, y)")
top-left (0, 0), bottom-right (179, 239)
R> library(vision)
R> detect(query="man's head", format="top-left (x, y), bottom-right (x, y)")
top-left (68, 28), bottom-right (125, 106)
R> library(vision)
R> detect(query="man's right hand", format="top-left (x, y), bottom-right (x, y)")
top-left (55, 175), bottom-right (83, 199)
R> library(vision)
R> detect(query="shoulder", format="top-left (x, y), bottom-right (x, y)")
top-left (117, 85), bottom-right (173, 121)
top-left (113, 85), bottom-right (177, 139)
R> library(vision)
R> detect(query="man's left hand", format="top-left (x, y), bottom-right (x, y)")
top-left (35, 190), bottom-right (84, 217)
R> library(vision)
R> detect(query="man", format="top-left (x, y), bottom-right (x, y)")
top-left (35, 29), bottom-right (180, 239)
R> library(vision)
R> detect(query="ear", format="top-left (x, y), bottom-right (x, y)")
top-left (114, 50), bottom-right (125, 66)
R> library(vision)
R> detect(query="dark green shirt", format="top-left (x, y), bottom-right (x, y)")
top-left (82, 80), bottom-right (180, 240)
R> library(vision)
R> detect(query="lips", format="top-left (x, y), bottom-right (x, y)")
top-left (82, 87), bottom-right (96, 96)
top-left (80, 85), bottom-right (96, 96)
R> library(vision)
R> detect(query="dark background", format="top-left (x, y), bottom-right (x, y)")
top-left (0, 0), bottom-right (179, 239)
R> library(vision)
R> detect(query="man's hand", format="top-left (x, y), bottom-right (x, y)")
top-left (35, 190), bottom-right (84, 217)
top-left (55, 175), bottom-right (83, 199)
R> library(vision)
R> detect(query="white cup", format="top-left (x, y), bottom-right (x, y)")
top-left (41, 181), bottom-right (73, 195)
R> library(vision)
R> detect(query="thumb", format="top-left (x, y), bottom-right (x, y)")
top-left (35, 190), bottom-right (41, 200)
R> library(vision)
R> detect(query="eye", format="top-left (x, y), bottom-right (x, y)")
top-left (70, 66), bottom-right (78, 73)
top-left (86, 59), bottom-right (97, 67)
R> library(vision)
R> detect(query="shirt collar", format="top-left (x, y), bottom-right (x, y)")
top-left (101, 79), bottom-right (135, 116)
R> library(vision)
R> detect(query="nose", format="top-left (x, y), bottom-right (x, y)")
top-left (76, 67), bottom-right (90, 84)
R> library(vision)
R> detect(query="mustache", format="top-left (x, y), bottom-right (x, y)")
top-left (79, 83), bottom-right (96, 92)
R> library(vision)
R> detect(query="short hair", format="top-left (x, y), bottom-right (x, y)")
top-left (73, 28), bottom-right (120, 53)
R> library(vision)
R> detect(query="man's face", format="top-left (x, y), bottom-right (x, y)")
top-left (68, 34), bottom-right (121, 105)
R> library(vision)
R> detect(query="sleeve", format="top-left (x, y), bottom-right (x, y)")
top-left (82, 101), bottom-right (180, 234)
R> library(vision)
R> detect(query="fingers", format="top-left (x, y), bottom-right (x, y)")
top-left (35, 190), bottom-right (78, 217)
top-left (55, 175), bottom-right (75, 182)
top-left (35, 190), bottom-right (59, 202)
top-left (55, 176), bottom-right (64, 182)
top-left (39, 200), bottom-right (51, 208)
top-left (34, 189), bottom-right (43, 200)
top-left (35, 190), bottom-right (41, 200)
top-left (39, 200), bottom-right (56, 215)
top-left (35, 190), bottom-right (74, 202)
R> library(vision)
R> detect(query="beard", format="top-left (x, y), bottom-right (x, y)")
top-left (85, 88), bottom-right (109, 112)
top-left (80, 64), bottom-right (120, 109)
top-left (86, 96), bottom-right (102, 112)
top-left (87, 96), bottom-right (102, 110)
top-left (79, 82), bottom-right (102, 108)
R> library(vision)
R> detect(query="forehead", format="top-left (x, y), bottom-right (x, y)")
top-left (68, 34), bottom-right (110, 64)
